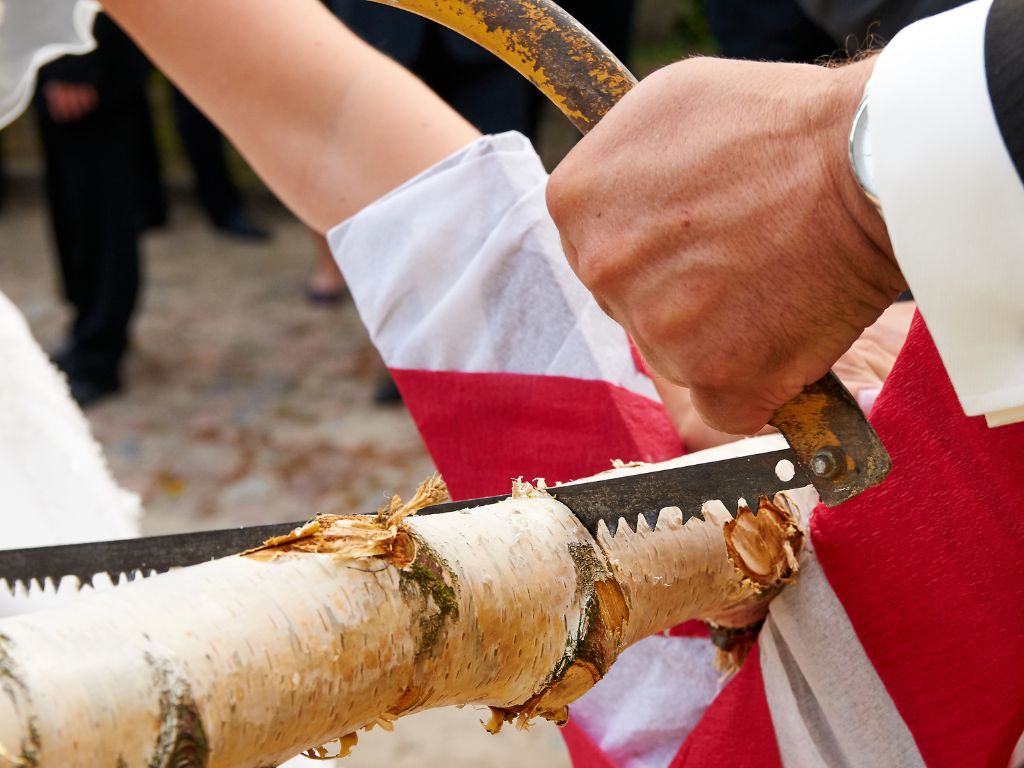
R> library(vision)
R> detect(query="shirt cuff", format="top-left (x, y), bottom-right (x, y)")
top-left (868, 0), bottom-right (1024, 427)
top-left (325, 131), bottom-right (658, 400)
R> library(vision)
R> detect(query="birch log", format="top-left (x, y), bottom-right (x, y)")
top-left (0, 435), bottom-right (813, 767)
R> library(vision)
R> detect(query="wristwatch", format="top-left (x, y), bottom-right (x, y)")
top-left (848, 94), bottom-right (881, 211)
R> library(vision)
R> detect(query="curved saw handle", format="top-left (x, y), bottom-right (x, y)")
top-left (369, 0), bottom-right (891, 505)
top-left (367, 0), bottom-right (634, 134)
top-left (770, 373), bottom-right (890, 505)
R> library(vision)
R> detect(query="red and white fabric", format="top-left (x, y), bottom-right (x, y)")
top-left (329, 132), bottom-right (682, 502)
top-left (330, 130), bottom-right (1024, 766)
top-left (329, 132), bottom-right (720, 768)
top-left (681, 315), bottom-right (1024, 767)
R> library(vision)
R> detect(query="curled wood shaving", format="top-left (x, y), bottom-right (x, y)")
top-left (510, 477), bottom-right (552, 500)
top-left (484, 706), bottom-right (516, 735)
top-left (377, 474), bottom-right (449, 528)
top-left (484, 701), bottom-right (571, 735)
top-left (710, 493), bottom-right (807, 675)
top-left (242, 475), bottom-right (448, 567)
top-left (708, 620), bottom-right (764, 678)
top-left (364, 712), bottom-right (398, 732)
top-left (338, 732), bottom-right (359, 758)
top-left (302, 732), bottom-right (359, 760)
top-left (241, 519), bottom-right (323, 557)
top-left (303, 744), bottom-right (330, 760)
top-left (723, 496), bottom-right (804, 591)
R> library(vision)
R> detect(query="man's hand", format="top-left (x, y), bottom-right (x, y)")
top-left (547, 57), bottom-right (906, 434)
top-left (43, 81), bottom-right (99, 123)
top-left (655, 302), bottom-right (916, 451)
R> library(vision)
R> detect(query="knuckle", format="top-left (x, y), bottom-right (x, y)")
top-left (545, 168), bottom-right (569, 222)
top-left (546, 162), bottom-right (586, 226)
top-left (690, 386), bottom-right (769, 436)
top-left (690, 362), bottom-right (739, 393)
top-left (572, 244), bottom-right (624, 298)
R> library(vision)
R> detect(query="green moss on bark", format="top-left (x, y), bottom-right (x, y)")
top-left (144, 653), bottom-right (209, 768)
top-left (399, 541), bottom-right (459, 658)
top-left (0, 633), bottom-right (41, 766)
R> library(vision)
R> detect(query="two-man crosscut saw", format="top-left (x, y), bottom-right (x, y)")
top-left (0, 0), bottom-right (891, 593)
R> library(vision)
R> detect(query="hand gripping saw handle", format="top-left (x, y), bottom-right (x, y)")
top-left (368, 0), bottom-right (891, 505)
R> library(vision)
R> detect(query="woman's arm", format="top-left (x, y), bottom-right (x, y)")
top-left (101, 0), bottom-right (478, 233)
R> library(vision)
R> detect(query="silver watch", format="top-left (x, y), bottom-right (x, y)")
top-left (848, 94), bottom-right (881, 211)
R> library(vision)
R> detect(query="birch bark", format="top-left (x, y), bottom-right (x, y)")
top-left (0, 435), bottom-right (812, 767)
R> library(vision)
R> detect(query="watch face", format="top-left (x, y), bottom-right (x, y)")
top-left (849, 96), bottom-right (881, 209)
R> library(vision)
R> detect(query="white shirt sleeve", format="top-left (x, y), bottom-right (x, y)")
top-left (868, 0), bottom-right (1024, 428)
top-left (327, 131), bottom-right (658, 400)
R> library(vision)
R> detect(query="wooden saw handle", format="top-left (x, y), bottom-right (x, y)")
top-left (368, 0), bottom-right (891, 505)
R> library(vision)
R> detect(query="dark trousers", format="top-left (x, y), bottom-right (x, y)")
top-left (172, 88), bottom-right (243, 226)
top-left (702, 0), bottom-right (837, 62)
top-left (411, 27), bottom-right (532, 135)
top-left (36, 97), bottom-right (145, 385)
top-left (0, 132), bottom-right (6, 212)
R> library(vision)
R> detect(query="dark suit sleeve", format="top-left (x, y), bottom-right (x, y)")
top-left (985, 0), bottom-right (1024, 186)
top-left (795, 0), bottom-right (966, 42)
top-left (38, 49), bottom-right (101, 88)
top-left (37, 15), bottom-right (149, 105)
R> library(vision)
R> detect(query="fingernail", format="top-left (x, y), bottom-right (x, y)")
top-left (858, 387), bottom-right (881, 413)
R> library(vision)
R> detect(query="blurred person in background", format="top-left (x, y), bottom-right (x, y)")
top-left (33, 14), bottom-right (152, 407)
top-left (703, 0), bottom-right (835, 62)
top-left (306, 0), bottom-right (538, 323)
top-left (166, 86), bottom-right (270, 240)
top-left (703, 0), bottom-right (967, 62)
top-left (323, 0), bottom-right (534, 400)
top-left (130, 80), bottom-right (269, 240)
top-left (0, 134), bottom-right (6, 213)
top-left (317, 0), bottom-right (638, 403)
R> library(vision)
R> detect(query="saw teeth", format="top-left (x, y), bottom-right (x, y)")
top-left (602, 510), bottom-right (663, 537)
top-left (599, 494), bottom-right (777, 538)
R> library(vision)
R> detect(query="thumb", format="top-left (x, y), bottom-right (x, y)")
top-left (558, 233), bottom-right (580, 277)
top-left (689, 384), bottom-right (783, 436)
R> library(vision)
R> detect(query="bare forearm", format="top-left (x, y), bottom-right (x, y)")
top-left (102, 0), bottom-right (477, 233)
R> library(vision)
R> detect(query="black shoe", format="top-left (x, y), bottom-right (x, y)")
top-left (374, 375), bottom-right (403, 405)
top-left (304, 282), bottom-right (346, 306)
top-left (67, 376), bottom-right (121, 408)
top-left (50, 346), bottom-right (74, 375)
top-left (141, 204), bottom-right (169, 232)
top-left (214, 209), bottom-right (270, 241)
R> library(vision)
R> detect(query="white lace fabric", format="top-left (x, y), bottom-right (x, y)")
top-left (0, 0), bottom-right (99, 129)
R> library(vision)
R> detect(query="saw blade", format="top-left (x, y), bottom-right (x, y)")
top-left (0, 447), bottom-right (808, 594)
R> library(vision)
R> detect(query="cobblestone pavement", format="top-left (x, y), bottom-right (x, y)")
top-left (0, 182), bottom-right (570, 767)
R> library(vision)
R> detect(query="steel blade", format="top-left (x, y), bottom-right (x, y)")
top-left (544, 447), bottom-right (808, 537)
top-left (0, 447), bottom-right (809, 587)
top-left (420, 449), bottom-right (808, 537)
top-left (0, 522), bottom-right (305, 593)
